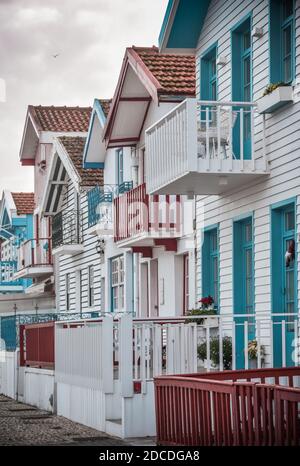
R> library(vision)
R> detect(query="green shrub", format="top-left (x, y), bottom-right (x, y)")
top-left (262, 82), bottom-right (288, 97)
top-left (197, 336), bottom-right (232, 370)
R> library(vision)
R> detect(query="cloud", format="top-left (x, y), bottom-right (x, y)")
top-left (0, 0), bottom-right (168, 193)
top-left (14, 7), bottom-right (61, 26)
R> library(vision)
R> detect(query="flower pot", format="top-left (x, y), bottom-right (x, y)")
top-left (257, 86), bottom-right (293, 114)
top-left (204, 316), bottom-right (219, 327)
top-left (249, 358), bottom-right (258, 369)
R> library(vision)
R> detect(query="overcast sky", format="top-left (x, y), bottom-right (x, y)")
top-left (0, 0), bottom-right (168, 193)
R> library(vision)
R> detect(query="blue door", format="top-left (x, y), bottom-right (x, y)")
top-left (234, 217), bottom-right (254, 369)
top-left (0, 316), bottom-right (17, 351)
top-left (202, 227), bottom-right (219, 310)
top-left (272, 203), bottom-right (297, 367)
top-left (232, 16), bottom-right (252, 160)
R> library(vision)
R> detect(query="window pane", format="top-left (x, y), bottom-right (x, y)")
top-left (245, 222), bottom-right (252, 242)
top-left (243, 31), bottom-right (251, 51)
top-left (283, 0), bottom-right (293, 20)
top-left (285, 211), bottom-right (295, 231)
top-left (119, 285), bottom-right (124, 309)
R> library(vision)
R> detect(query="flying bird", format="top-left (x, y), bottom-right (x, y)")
top-left (52, 53), bottom-right (60, 58)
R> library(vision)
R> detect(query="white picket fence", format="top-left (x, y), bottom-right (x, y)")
top-left (1, 313), bottom-right (299, 439)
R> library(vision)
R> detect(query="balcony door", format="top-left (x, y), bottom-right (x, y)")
top-left (232, 16), bottom-right (252, 160)
top-left (233, 216), bottom-right (254, 369)
top-left (140, 259), bottom-right (158, 318)
top-left (272, 201), bottom-right (297, 367)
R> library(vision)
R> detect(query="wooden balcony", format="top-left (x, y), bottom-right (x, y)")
top-left (145, 98), bottom-right (269, 195)
top-left (114, 183), bottom-right (181, 252)
top-left (15, 238), bottom-right (53, 279)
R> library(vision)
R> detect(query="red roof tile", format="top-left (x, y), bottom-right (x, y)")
top-left (98, 99), bottom-right (112, 117)
top-left (132, 46), bottom-right (195, 96)
top-left (11, 192), bottom-right (35, 215)
top-left (58, 137), bottom-right (104, 187)
top-left (31, 106), bottom-right (92, 132)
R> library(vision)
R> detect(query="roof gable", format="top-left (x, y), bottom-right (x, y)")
top-left (11, 192), bottom-right (35, 215)
top-left (83, 99), bottom-right (112, 168)
top-left (159, 0), bottom-right (211, 52)
top-left (104, 46), bottom-right (195, 147)
top-left (41, 136), bottom-right (103, 216)
top-left (20, 105), bottom-right (92, 164)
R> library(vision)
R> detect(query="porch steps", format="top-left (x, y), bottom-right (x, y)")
top-left (105, 418), bottom-right (123, 438)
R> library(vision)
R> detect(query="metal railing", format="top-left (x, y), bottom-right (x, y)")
top-left (0, 260), bottom-right (22, 287)
top-left (52, 209), bottom-right (82, 249)
top-left (17, 238), bottom-right (52, 270)
top-left (145, 98), bottom-right (268, 194)
top-left (87, 183), bottom-right (133, 229)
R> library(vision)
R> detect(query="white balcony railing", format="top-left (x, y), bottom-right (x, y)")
top-left (146, 98), bottom-right (268, 195)
top-left (17, 238), bottom-right (52, 270)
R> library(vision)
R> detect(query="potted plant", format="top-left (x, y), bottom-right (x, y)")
top-left (257, 82), bottom-right (293, 114)
top-left (197, 336), bottom-right (232, 370)
top-left (186, 296), bottom-right (217, 325)
top-left (247, 339), bottom-right (265, 368)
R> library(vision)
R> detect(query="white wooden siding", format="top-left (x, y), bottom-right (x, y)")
top-left (58, 179), bottom-right (102, 313)
top-left (196, 0), bottom-right (300, 316)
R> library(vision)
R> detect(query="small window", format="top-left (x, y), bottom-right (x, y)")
top-left (183, 254), bottom-right (189, 314)
top-left (66, 273), bottom-right (71, 311)
top-left (111, 256), bottom-right (125, 312)
top-left (117, 149), bottom-right (124, 186)
top-left (270, 0), bottom-right (295, 83)
top-left (88, 265), bottom-right (95, 307)
top-left (76, 270), bottom-right (82, 311)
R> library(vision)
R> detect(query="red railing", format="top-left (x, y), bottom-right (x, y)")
top-left (114, 183), bottom-right (181, 242)
top-left (154, 367), bottom-right (300, 446)
top-left (17, 238), bottom-right (52, 270)
top-left (20, 322), bottom-right (55, 369)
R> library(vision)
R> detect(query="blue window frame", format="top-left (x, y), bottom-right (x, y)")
top-left (271, 199), bottom-right (297, 367)
top-left (202, 227), bottom-right (219, 308)
top-left (231, 15), bottom-right (252, 160)
top-left (117, 149), bottom-right (124, 186)
top-left (200, 44), bottom-right (217, 101)
top-left (270, 0), bottom-right (295, 84)
top-left (233, 217), bottom-right (254, 314)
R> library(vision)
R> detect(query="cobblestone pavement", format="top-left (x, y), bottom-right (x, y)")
top-left (0, 395), bottom-right (155, 446)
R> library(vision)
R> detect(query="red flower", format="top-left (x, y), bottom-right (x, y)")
top-left (199, 295), bottom-right (214, 306)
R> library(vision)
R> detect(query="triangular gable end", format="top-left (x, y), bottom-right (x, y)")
top-left (83, 99), bottom-right (108, 169)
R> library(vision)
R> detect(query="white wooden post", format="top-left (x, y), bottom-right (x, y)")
top-left (119, 314), bottom-right (133, 398)
top-left (240, 108), bottom-right (244, 172)
top-left (257, 320), bottom-right (262, 369)
top-left (282, 320), bottom-right (286, 367)
top-left (232, 319), bottom-right (236, 370)
top-left (101, 316), bottom-right (114, 394)
top-left (219, 318), bottom-right (223, 371)
top-left (186, 98), bottom-right (198, 172)
top-left (244, 320), bottom-right (249, 370)
top-left (153, 324), bottom-right (162, 376)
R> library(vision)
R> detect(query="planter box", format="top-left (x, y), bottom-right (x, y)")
top-left (257, 86), bottom-right (293, 114)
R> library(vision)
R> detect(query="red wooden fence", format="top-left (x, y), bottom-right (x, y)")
top-left (154, 367), bottom-right (300, 446)
top-left (20, 321), bottom-right (55, 369)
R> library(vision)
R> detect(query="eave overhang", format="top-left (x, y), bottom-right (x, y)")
top-left (159, 0), bottom-right (211, 53)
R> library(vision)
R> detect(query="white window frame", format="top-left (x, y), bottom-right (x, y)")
top-left (111, 256), bottom-right (125, 312)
